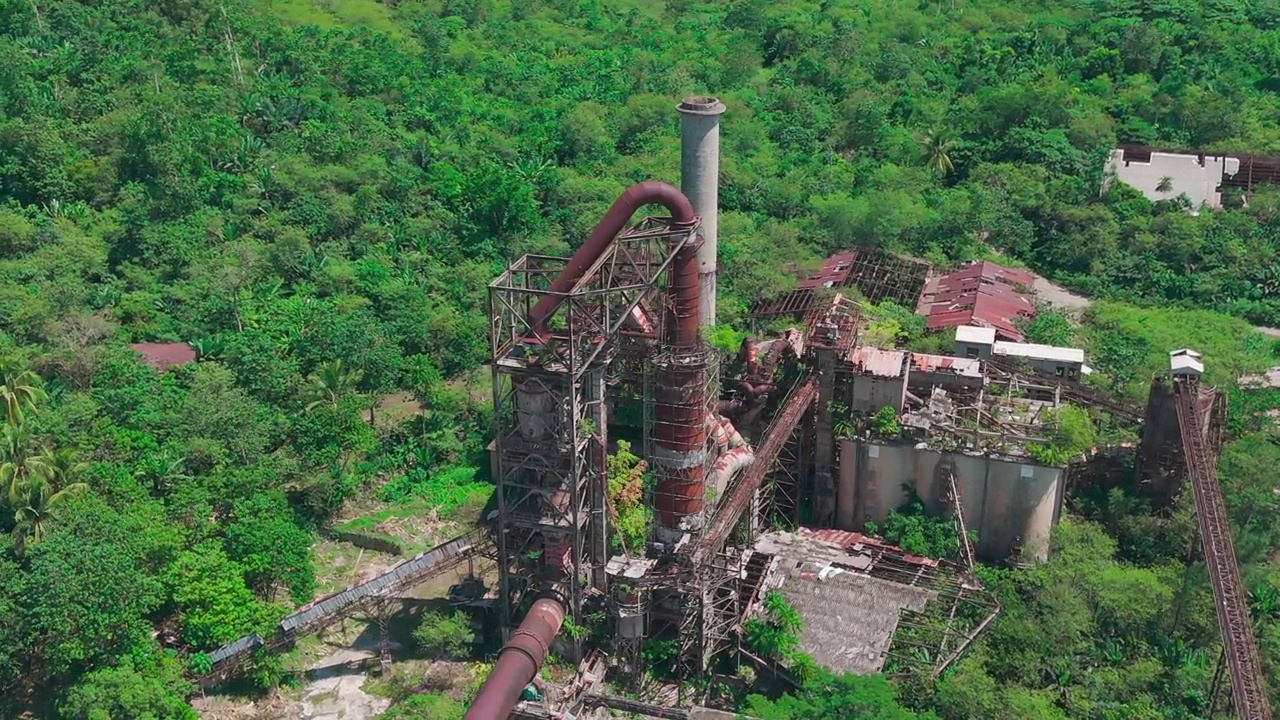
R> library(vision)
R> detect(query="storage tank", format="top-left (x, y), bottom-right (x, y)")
top-left (952, 453), bottom-right (989, 534)
top-left (860, 443), bottom-right (911, 526)
top-left (1016, 465), bottom-right (1061, 563)
top-left (837, 439), bottom-right (858, 530)
top-left (977, 459), bottom-right (1022, 560)
top-left (911, 448), bottom-right (944, 514)
top-left (516, 379), bottom-right (557, 440)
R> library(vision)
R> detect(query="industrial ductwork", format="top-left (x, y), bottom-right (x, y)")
top-left (464, 592), bottom-right (566, 720)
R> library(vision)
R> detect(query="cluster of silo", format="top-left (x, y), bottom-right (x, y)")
top-left (836, 439), bottom-right (1062, 562)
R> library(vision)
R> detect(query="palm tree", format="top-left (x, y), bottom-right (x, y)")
top-left (303, 359), bottom-right (363, 412)
top-left (919, 128), bottom-right (957, 177)
top-left (1156, 175), bottom-right (1174, 197)
top-left (0, 359), bottom-right (46, 426)
top-left (10, 471), bottom-right (88, 555)
top-left (1, 425), bottom-right (47, 504)
top-left (37, 446), bottom-right (88, 490)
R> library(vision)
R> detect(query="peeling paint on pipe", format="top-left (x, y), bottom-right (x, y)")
top-left (526, 181), bottom-right (696, 339)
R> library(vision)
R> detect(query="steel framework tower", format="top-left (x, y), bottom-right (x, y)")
top-left (488, 218), bottom-right (698, 637)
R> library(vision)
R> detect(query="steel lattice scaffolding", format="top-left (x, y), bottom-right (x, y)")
top-left (489, 217), bottom-right (697, 633)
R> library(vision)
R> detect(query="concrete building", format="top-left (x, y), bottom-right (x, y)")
top-left (992, 341), bottom-right (1087, 380)
top-left (1105, 148), bottom-right (1241, 210)
top-left (954, 325), bottom-right (996, 360)
top-left (846, 346), bottom-right (908, 413)
top-left (908, 352), bottom-right (984, 392)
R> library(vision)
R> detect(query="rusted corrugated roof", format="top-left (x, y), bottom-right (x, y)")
top-left (799, 527), bottom-right (939, 568)
top-left (917, 261), bottom-right (1036, 341)
top-left (910, 353), bottom-right (982, 377)
top-left (848, 346), bottom-right (906, 378)
top-left (796, 250), bottom-right (857, 291)
top-left (130, 343), bottom-right (196, 371)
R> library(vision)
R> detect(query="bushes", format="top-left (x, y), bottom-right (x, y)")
top-left (412, 609), bottom-right (475, 660)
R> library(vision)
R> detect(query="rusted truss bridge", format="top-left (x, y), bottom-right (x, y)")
top-left (1174, 379), bottom-right (1273, 720)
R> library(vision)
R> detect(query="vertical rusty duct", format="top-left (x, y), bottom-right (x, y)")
top-left (526, 181), bottom-right (695, 338)
top-left (463, 594), bottom-right (566, 720)
top-left (653, 236), bottom-right (709, 528)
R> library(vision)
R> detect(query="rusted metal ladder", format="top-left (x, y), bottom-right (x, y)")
top-left (1174, 380), bottom-right (1273, 720)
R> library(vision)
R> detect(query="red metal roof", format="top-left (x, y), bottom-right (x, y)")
top-left (918, 261), bottom-right (1036, 341)
top-left (796, 250), bottom-right (857, 291)
top-left (847, 346), bottom-right (906, 378)
top-left (799, 528), bottom-right (939, 568)
top-left (131, 343), bottom-right (196, 371)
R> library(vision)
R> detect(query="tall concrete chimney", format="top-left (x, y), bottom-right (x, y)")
top-left (677, 96), bottom-right (726, 329)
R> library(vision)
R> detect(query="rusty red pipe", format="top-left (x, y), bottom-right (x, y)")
top-left (464, 595), bottom-right (565, 720)
top-left (527, 181), bottom-right (696, 339)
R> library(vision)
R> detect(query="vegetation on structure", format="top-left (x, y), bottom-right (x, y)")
top-left (879, 490), bottom-right (966, 560)
top-left (1026, 404), bottom-right (1099, 467)
top-left (0, 0), bottom-right (1279, 717)
top-left (744, 591), bottom-right (815, 681)
top-left (607, 439), bottom-right (650, 556)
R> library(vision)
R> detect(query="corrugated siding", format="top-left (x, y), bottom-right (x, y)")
top-left (281, 533), bottom-right (477, 634)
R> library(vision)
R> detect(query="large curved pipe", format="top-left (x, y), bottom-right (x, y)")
top-left (464, 594), bottom-right (565, 720)
top-left (528, 181), bottom-right (696, 339)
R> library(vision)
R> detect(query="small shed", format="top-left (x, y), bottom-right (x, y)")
top-left (1170, 348), bottom-right (1204, 379)
top-left (130, 343), bottom-right (196, 372)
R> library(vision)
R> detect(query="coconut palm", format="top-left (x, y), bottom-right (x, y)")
top-left (1156, 175), bottom-right (1174, 195)
top-left (1, 425), bottom-right (47, 505)
top-left (919, 128), bottom-right (957, 177)
top-left (10, 472), bottom-right (89, 555)
top-left (303, 359), bottom-right (364, 412)
top-left (37, 446), bottom-right (89, 490)
top-left (0, 359), bottom-right (46, 426)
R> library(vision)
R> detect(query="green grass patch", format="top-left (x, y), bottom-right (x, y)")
top-left (257, 0), bottom-right (410, 39)
top-left (1079, 301), bottom-right (1279, 401)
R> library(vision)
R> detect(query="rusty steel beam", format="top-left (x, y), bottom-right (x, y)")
top-left (1174, 380), bottom-right (1273, 720)
top-left (692, 377), bottom-right (817, 566)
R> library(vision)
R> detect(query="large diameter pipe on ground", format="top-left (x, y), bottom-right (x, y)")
top-left (464, 595), bottom-right (566, 720)
top-left (677, 96), bottom-right (725, 329)
top-left (526, 181), bottom-right (695, 338)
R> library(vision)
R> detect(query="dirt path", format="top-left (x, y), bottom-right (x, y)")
top-left (1030, 272), bottom-right (1280, 338)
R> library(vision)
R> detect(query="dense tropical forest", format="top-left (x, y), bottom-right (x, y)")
top-left (3, 0), bottom-right (1280, 718)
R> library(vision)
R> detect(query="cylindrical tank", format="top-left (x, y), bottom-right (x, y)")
top-left (677, 96), bottom-right (726, 329)
top-left (516, 379), bottom-right (556, 440)
top-left (912, 448), bottom-right (943, 514)
top-left (953, 453), bottom-right (989, 538)
top-left (978, 459), bottom-right (1020, 560)
top-left (837, 439), bottom-right (858, 530)
top-left (1017, 465), bottom-right (1061, 563)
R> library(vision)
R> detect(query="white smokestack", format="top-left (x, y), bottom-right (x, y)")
top-left (677, 96), bottom-right (726, 329)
